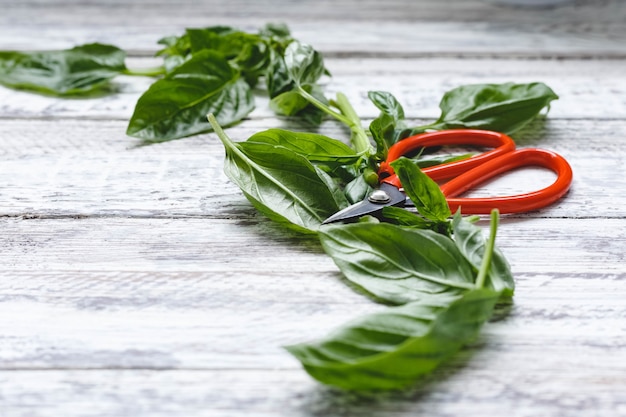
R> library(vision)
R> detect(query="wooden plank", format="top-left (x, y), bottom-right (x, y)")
top-left (0, 218), bottom-right (624, 414)
top-left (0, 363), bottom-right (624, 417)
top-left (3, 22), bottom-right (624, 58)
top-left (3, 0), bottom-right (623, 25)
top-left (1, 1), bottom-right (624, 57)
top-left (0, 217), bottom-right (623, 274)
top-left (0, 266), bottom-right (624, 369)
top-left (1, 58), bottom-right (625, 120)
top-left (0, 118), bottom-right (624, 218)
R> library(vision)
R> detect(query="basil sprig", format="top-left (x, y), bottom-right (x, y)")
top-left (0, 43), bottom-right (127, 95)
top-left (280, 156), bottom-right (513, 390)
top-left (368, 83), bottom-right (558, 159)
top-left (287, 207), bottom-right (508, 390)
top-left (2, 23), bottom-right (560, 391)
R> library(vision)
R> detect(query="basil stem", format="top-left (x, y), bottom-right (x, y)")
top-left (475, 209), bottom-right (500, 289)
top-left (296, 85), bottom-right (352, 126)
top-left (334, 92), bottom-right (373, 155)
top-left (122, 66), bottom-right (166, 77)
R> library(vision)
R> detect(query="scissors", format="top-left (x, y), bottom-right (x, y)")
top-left (323, 129), bottom-right (573, 223)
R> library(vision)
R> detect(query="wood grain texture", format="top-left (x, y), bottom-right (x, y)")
top-left (1, 0), bottom-right (625, 416)
top-left (1, 366), bottom-right (626, 417)
top-left (1, 58), bottom-right (625, 120)
top-left (0, 218), bottom-right (624, 366)
top-left (1, 0), bottom-right (625, 57)
top-left (0, 117), bottom-right (624, 218)
top-left (0, 217), bottom-right (623, 274)
top-left (0, 218), bottom-right (624, 415)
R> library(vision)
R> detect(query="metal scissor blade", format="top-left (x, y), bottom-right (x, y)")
top-left (323, 182), bottom-right (406, 224)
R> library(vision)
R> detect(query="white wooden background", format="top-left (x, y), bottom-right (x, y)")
top-left (1, 1), bottom-right (625, 416)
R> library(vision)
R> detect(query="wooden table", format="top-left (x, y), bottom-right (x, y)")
top-left (1, 1), bottom-right (625, 416)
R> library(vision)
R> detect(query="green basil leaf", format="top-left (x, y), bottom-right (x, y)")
top-left (286, 288), bottom-right (500, 390)
top-left (159, 26), bottom-right (272, 85)
top-left (430, 82), bottom-right (559, 134)
top-left (368, 112), bottom-right (395, 160)
top-left (266, 47), bottom-right (292, 98)
top-left (156, 35), bottom-right (188, 56)
top-left (318, 223), bottom-right (476, 304)
top-left (231, 143), bottom-right (347, 233)
top-left (452, 211), bottom-right (515, 296)
top-left (367, 91), bottom-right (412, 158)
top-left (294, 102), bottom-right (327, 126)
top-left (270, 84), bottom-right (327, 124)
top-left (186, 28), bottom-right (270, 84)
top-left (269, 89), bottom-right (309, 115)
top-left (415, 153), bottom-right (474, 168)
top-left (185, 26), bottom-right (240, 55)
top-left (160, 55), bottom-right (189, 74)
top-left (155, 34), bottom-right (190, 73)
top-left (368, 90), bottom-right (405, 121)
top-left (245, 129), bottom-right (359, 165)
top-left (390, 157), bottom-right (451, 222)
top-left (265, 39), bottom-right (328, 125)
top-left (237, 41), bottom-right (271, 87)
top-left (209, 116), bottom-right (347, 233)
top-left (381, 206), bottom-right (433, 229)
top-left (127, 50), bottom-right (253, 141)
top-left (0, 43), bottom-right (126, 95)
top-left (283, 41), bottom-right (325, 87)
top-left (259, 22), bottom-right (292, 40)
top-left (344, 174), bottom-right (372, 204)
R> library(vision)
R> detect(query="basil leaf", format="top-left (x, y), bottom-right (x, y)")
top-left (245, 129), bottom-right (359, 165)
top-left (266, 42), bottom-right (327, 125)
top-left (368, 90), bottom-right (405, 121)
top-left (283, 41), bottom-right (325, 87)
top-left (209, 115), bottom-right (347, 233)
top-left (318, 223), bottom-right (476, 304)
top-left (415, 153), bottom-right (474, 168)
top-left (368, 112), bottom-right (395, 160)
top-left (127, 50), bottom-right (253, 141)
top-left (367, 91), bottom-right (416, 158)
top-left (237, 41), bottom-right (271, 87)
top-left (344, 174), bottom-right (372, 204)
top-left (187, 28), bottom-right (269, 85)
top-left (286, 288), bottom-right (500, 390)
top-left (381, 207), bottom-right (452, 235)
top-left (430, 82), bottom-right (559, 134)
top-left (270, 87), bottom-right (310, 115)
top-left (0, 43), bottom-right (126, 95)
top-left (295, 103), bottom-right (327, 126)
top-left (231, 144), bottom-right (347, 233)
top-left (390, 157), bottom-right (451, 222)
top-left (259, 22), bottom-right (292, 40)
top-left (155, 27), bottom-right (247, 73)
top-left (156, 34), bottom-right (192, 73)
top-left (270, 83), bottom-right (326, 118)
top-left (452, 211), bottom-right (515, 296)
top-left (266, 46), bottom-right (292, 97)
top-left (185, 26), bottom-right (240, 55)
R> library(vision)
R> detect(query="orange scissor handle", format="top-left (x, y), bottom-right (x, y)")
top-left (441, 147), bottom-right (573, 214)
top-left (379, 129), bottom-right (517, 188)
top-left (378, 129), bottom-right (573, 215)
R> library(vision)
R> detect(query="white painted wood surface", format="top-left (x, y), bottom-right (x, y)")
top-left (1, 1), bottom-right (625, 416)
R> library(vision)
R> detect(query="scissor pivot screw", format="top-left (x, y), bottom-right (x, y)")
top-left (368, 190), bottom-right (391, 204)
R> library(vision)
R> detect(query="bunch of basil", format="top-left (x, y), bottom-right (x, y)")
top-left (0, 24), bottom-right (559, 391)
